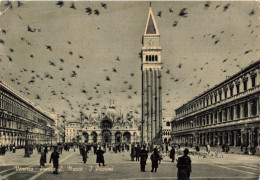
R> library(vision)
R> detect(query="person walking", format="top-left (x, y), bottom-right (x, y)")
top-left (96, 147), bottom-right (106, 166)
top-left (150, 148), bottom-right (160, 172)
top-left (40, 147), bottom-right (46, 168)
top-left (12, 145), bottom-right (16, 153)
top-left (50, 147), bottom-right (60, 174)
top-left (206, 144), bottom-right (211, 155)
top-left (170, 146), bottom-right (176, 162)
top-left (82, 147), bottom-right (88, 164)
top-left (136, 145), bottom-right (141, 162)
top-left (177, 148), bottom-right (192, 180)
top-left (140, 146), bottom-right (148, 172)
top-left (131, 145), bottom-right (136, 161)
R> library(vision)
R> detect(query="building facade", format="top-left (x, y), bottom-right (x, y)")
top-left (162, 114), bottom-right (173, 144)
top-left (0, 81), bottom-right (56, 146)
top-left (76, 105), bottom-right (140, 145)
top-left (141, 6), bottom-right (162, 144)
top-left (65, 121), bottom-right (81, 143)
top-left (171, 61), bottom-right (260, 148)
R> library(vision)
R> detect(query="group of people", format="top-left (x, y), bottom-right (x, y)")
top-left (137, 144), bottom-right (191, 180)
top-left (0, 144), bottom-right (17, 155)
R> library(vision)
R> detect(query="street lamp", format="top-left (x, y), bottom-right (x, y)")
top-left (24, 128), bottom-right (30, 157)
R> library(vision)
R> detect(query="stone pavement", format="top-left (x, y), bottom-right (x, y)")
top-left (0, 148), bottom-right (259, 180)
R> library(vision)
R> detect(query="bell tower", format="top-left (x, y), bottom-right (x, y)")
top-left (141, 5), bottom-right (162, 144)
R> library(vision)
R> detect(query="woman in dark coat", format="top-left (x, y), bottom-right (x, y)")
top-left (96, 147), bottom-right (105, 166)
top-left (170, 146), bottom-right (175, 162)
top-left (150, 148), bottom-right (160, 172)
top-left (40, 148), bottom-right (46, 167)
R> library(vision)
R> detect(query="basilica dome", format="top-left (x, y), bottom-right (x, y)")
top-left (106, 105), bottom-right (118, 118)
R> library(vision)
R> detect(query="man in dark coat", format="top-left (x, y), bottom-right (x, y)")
top-left (170, 146), bottom-right (175, 162)
top-left (131, 145), bottom-right (135, 161)
top-left (139, 146), bottom-right (148, 172)
top-left (135, 145), bottom-right (141, 162)
top-left (82, 147), bottom-right (88, 163)
top-left (96, 147), bottom-right (105, 166)
top-left (177, 148), bottom-right (192, 180)
top-left (50, 147), bottom-right (59, 174)
top-left (94, 144), bottom-right (98, 155)
top-left (150, 148), bottom-right (160, 172)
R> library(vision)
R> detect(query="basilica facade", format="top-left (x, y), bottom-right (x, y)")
top-left (76, 105), bottom-right (140, 145)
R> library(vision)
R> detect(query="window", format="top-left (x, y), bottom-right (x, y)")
top-left (251, 76), bottom-right (256, 87)
top-left (146, 56), bottom-right (148, 61)
top-left (155, 55), bottom-right (158, 61)
top-left (224, 90), bottom-right (227, 98)
top-left (237, 105), bottom-right (240, 118)
top-left (251, 99), bottom-right (257, 116)
top-left (243, 81), bottom-right (247, 91)
top-left (230, 87), bottom-right (233, 96)
top-left (219, 92), bottom-right (222, 101)
top-left (244, 103), bottom-right (248, 118)
top-left (236, 84), bottom-right (240, 94)
top-left (219, 111), bottom-right (222, 122)
top-left (230, 107), bottom-right (234, 120)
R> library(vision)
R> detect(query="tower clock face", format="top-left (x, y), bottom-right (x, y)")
top-left (149, 39), bottom-right (154, 45)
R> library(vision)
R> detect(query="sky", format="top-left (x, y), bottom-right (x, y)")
top-left (0, 1), bottom-right (259, 125)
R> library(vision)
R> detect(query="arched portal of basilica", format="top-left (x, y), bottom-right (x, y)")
top-left (79, 104), bottom-right (140, 145)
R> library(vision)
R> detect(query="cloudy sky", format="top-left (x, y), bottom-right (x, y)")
top-left (0, 1), bottom-right (258, 124)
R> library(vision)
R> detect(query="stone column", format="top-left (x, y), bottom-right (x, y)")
top-left (234, 131), bottom-right (237, 146)
top-left (234, 106), bottom-right (237, 120)
top-left (227, 108), bottom-right (230, 121)
top-left (218, 132), bottom-right (221, 145)
top-left (240, 104), bottom-right (244, 118)
top-left (222, 132), bottom-right (225, 145)
top-left (248, 101), bottom-right (252, 117)
top-left (228, 131), bottom-right (231, 145)
top-left (212, 132), bottom-right (215, 145)
top-left (209, 133), bottom-right (212, 145)
top-left (248, 129), bottom-right (252, 147)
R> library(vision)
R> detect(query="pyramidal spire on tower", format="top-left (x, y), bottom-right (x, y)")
top-left (144, 5), bottom-right (159, 36)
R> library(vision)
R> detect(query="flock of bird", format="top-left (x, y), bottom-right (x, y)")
top-left (0, 1), bottom-right (258, 125)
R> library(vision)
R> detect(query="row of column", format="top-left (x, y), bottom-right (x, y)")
top-left (142, 69), bottom-right (162, 143)
top-left (175, 98), bottom-right (259, 131)
top-left (79, 132), bottom-right (138, 144)
top-left (174, 128), bottom-right (258, 147)
top-left (0, 132), bottom-right (51, 146)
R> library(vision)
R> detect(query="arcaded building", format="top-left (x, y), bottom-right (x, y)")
top-left (76, 104), bottom-right (140, 145)
top-left (0, 81), bottom-right (56, 146)
top-left (171, 61), bottom-right (260, 147)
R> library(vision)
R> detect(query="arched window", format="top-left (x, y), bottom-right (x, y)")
top-left (146, 55), bottom-right (148, 61)
top-left (166, 122), bottom-right (170, 126)
top-left (149, 55), bottom-right (151, 61)
top-left (155, 55), bottom-right (158, 61)
top-left (152, 55), bottom-right (154, 61)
